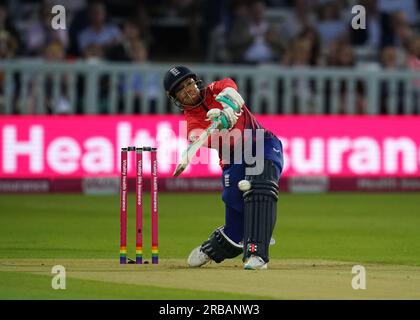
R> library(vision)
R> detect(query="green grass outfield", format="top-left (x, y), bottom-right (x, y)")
top-left (1, 193), bottom-right (420, 299)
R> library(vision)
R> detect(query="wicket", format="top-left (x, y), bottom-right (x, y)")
top-left (120, 146), bottom-right (158, 264)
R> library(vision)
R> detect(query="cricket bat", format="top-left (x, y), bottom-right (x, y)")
top-left (173, 95), bottom-right (240, 177)
top-left (173, 120), bottom-right (220, 177)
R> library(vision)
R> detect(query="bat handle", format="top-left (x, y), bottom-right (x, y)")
top-left (173, 163), bottom-right (186, 177)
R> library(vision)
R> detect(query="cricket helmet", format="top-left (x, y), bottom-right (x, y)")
top-left (163, 66), bottom-right (205, 110)
top-left (163, 66), bottom-right (198, 98)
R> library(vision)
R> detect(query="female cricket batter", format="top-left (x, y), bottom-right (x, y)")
top-left (163, 66), bottom-right (283, 270)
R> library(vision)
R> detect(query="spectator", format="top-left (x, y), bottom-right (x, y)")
top-left (209, 0), bottom-right (249, 63)
top-left (0, 30), bottom-right (17, 59)
top-left (382, 9), bottom-right (416, 49)
top-left (315, 0), bottom-right (348, 47)
top-left (28, 41), bottom-right (71, 114)
top-left (0, 30), bottom-right (18, 113)
top-left (392, 11), bottom-right (416, 51)
top-left (106, 20), bottom-right (145, 62)
top-left (283, 37), bottom-right (312, 66)
top-left (379, 46), bottom-right (405, 114)
top-left (333, 41), bottom-right (356, 67)
top-left (382, 46), bottom-right (401, 69)
top-left (42, 41), bottom-right (70, 115)
top-left (118, 40), bottom-right (160, 113)
top-left (206, 21), bottom-right (231, 63)
top-left (328, 41), bottom-right (367, 114)
top-left (201, 0), bottom-right (229, 57)
top-left (77, 2), bottom-right (121, 53)
top-left (206, 0), bottom-right (250, 63)
top-left (67, 2), bottom-right (90, 57)
top-left (204, 0), bottom-right (230, 63)
top-left (82, 43), bottom-right (104, 63)
top-left (24, 3), bottom-right (69, 56)
top-left (228, 0), bottom-right (287, 64)
top-left (132, 3), bottom-right (152, 49)
top-left (283, 0), bottom-right (316, 41)
top-left (282, 27), bottom-right (321, 113)
top-left (406, 35), bottom-right (420, 113)
top-left (0, 4), bottom-right (22, 55)
top-left (378, 0), bottom-right (418, 25)
top-left (285, 38), bottom-right (316, 113)
top-left (297, 26), bottom-right (322, 66)
top-left (77, 43), bottom-right (108, 114)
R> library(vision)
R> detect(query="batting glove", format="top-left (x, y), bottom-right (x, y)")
top-left (205, 107), bottom-right (238, 129)
top-left (215, 87), bottom-right (245, 111)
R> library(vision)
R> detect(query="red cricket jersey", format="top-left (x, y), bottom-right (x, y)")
top-left (184, 78), bottom-right (265, 167)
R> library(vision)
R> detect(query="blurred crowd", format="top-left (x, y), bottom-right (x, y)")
top-left (0, 0), bottom-right (419, 114)
top-left (1, 0), bottom-right (419, 66)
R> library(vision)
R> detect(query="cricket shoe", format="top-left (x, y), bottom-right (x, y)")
top-left (187, 246), bottom-right (211, 267)
top-left (243, 255), bottom-right (267, 270)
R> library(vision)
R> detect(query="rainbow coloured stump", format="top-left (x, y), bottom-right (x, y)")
top-left (152, 246), bottom-right (159, 264)
top-left (136, 148), bottom-right (143, 264)
top-left (136, 247), bottom-right (143, 264)
top-left (151, 148), bottom-right (159, 264)
top-left (119, 146), bottom-right (159, 265)
top-left (120, 247), bottom-right (127, 264)
top-left (119, 148), bottom-right (128, 264)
